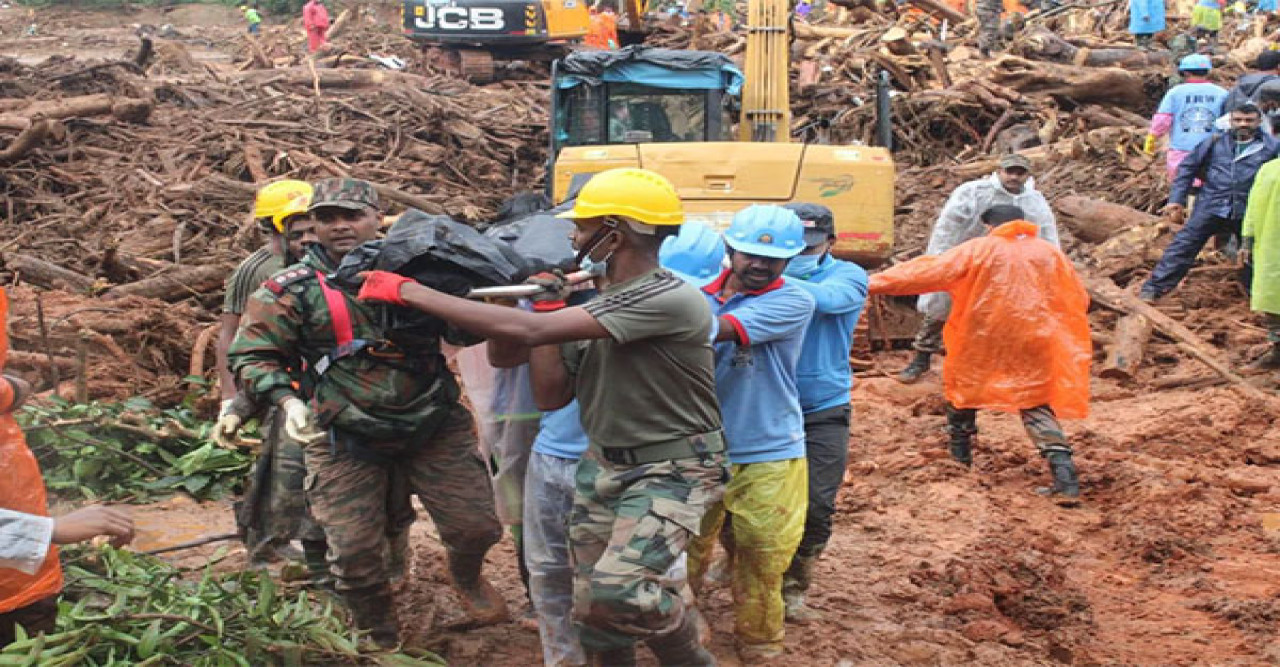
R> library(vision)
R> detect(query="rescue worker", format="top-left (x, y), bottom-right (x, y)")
top-left (302, 0), bottom-right (329, 53)
top-left (1191, 0), bottom-right (1223, 44)
top-left (1223, 51), bottom-right (1280, 113)
top-left (686, 205), bottom-right (815, 661)
top-left (777, 202), bottom-right (869, 624)
top-left (1141, 104), bottom-right (1280, 302)
top-left (1146, 55), bottom-right (1228, 180)
top-left (870, 205), bottom-right (1091, 504)
top-left (1240, 152), bottom-right (1280, 370)
top-left (228, 178), bottom-right (508, 647)
top-left (241, 3), bottom-right (262, 35)
top-left (491, 222), bottom-right (726, 667)
top-left (899, 154), bottom-right (1059, 384)
top-left (976, 0), bottom-right (1004, 56)
top-left (357, 168), bottom-right (726, 666)
top-left (213, 180), bottom-right (322, 570)
top-left (1128, 0), bottom-right (1166, 48)
top-left (0, 287), bottom-right (136, 646)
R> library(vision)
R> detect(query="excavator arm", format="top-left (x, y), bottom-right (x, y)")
top-left (618, 0), bottom-right (650, 45)
top-left (739, 0), bottom-right (791, 142)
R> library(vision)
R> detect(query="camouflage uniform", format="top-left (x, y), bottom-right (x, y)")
top-left (228, 179), bottom-right (503, 643)
top-left (569, 449), bottom-right (726, 653)
top-left (976, 0), bottom-right (1004, 55)
top-left (946, 403), bottom-right (1072, 456)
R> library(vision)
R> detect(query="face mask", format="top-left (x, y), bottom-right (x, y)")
top-left (784, 253), bottom-right (823, 278)
top-left (579, 255), bottom-right (609, 277)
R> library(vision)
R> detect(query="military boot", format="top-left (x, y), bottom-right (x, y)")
top-left (1036, 452), bottom-right (1081, 506)
top-left (949, 433), bottom-right (973, 467)
top-left (645, 612), bottom-right (715, 667)
top-left (341, 583), bottom-right (400, 649)
top-left (585, 645), bottom-right (638, 667)
top-left (1245, 344), bottom-right (1280, 372)
top-left (302, 539), bottom-right (334, 592)
top-left (898, 351), bottom-right (932, 384)
top-left (782, 550), bottom-right (822, 624)
top-left (447, 549), bottom-right (510, 626)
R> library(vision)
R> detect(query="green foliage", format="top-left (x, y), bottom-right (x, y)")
top-left (18, 397), bottom-right (252, 503)
top-left (0, 545), bottom-right (445, 666)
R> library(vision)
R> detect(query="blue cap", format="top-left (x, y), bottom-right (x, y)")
top-left (1179, 54), bottom-right (1212, 72)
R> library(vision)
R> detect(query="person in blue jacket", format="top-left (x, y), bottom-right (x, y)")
top-left (1128, 0), bottom-right (1166, 48)
top-left (777, 202), bottom-right (868, 624)
top-left (1142, 103), bottom-right (1280, 302)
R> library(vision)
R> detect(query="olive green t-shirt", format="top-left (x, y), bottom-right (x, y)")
top-left (563, 269), bottom-right (722, 450)
top-left (223, 247), bottom-right (283, 315)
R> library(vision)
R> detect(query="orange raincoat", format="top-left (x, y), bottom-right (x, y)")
top-left (870, 221), bottom-right (1092, 418)
top-left (0, 288), bottom-right (62, 614)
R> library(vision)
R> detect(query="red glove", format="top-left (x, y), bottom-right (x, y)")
top-left (357, 270), bottom-right (414, 306)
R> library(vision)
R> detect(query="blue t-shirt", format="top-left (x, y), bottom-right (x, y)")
top-left (1158, 81), bottom-right (1229, 152)
top-left (789, 256), bottom-right (869, 414)
top-left (703, 271), bottom-right (815, 465)
top-left (531, 399), bottom-right (590, 460)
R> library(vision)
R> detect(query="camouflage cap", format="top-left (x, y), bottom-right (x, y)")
top-left (309, 178), bottom-right (379, 212)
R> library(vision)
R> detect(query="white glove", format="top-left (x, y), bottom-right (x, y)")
top-left (280, 397), bottom-right (324, 444)
top-left (212, 400), bottom-right (242, 448)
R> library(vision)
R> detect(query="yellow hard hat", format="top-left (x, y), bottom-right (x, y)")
top-left (557, 168), bottom-right (684, 226)
top-left (253, 180), bottom-right (313, 233)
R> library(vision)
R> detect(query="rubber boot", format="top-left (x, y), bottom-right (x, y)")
top-left (782, 550), bottom-right (822, 624)
top-left (340, 583), bottom-right (401, 649)
top-left (1245, 343), bottom-right (1280, 372)
top-left (447, 549), bottom-right (510, 626)
top-left (585, 645), bottom-right (638, 667)
top-left (645, 611), bottom-right (715, 667)
top-left (898, 351), bottom-right (932, 384)
top-left (1036, 452), bottom-right (1081, 506)
top-left (949, 433), bottom-right (973, 467)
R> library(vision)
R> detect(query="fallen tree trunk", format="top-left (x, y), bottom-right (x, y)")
top-left (989, 56), bottom-right (1148, 109)
top-left (1085, 276), bottom-right (1274, 402)
top-left (1100, 313), bottom-right (1152, 380)
top-left (228, 67), bottom-right (433, 90)
top-left (102, 265), bottom-right (230, 302)
top-left (1018, 27), bottom-right (1171, 68)
top-left (1056, 195), bottom-right (1160, 243)
top-left (0, 95), bottom-right (154, 131)
top-left (3, 253), bottom-right (95, 292)
top-left (0, 119), bottom-right (54, 163)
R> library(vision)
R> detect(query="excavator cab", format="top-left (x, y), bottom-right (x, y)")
top-left (549, 46), bottom-right (896, 268)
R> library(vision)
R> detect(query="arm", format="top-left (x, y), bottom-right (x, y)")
top-left (487, 338), bottom-right (530, 368)
top-left (529, 344), bottom-right (574, 411)
top-left (788, 262), bottom-right (868, 315)
top-left (868, 244), bottom-right (975, 297)
top-left (216, 313), bottom-right (241, 402)
top-left (926, 183), bottom-right (982, 256)
top-left (1029, 194), bottom-right (1061, 248)
top-left (1151, 93), bottom-right (1175, 136)
top-left (1169, 137), bottom-right (1215, 206)
top-left (227, 290), bottom-right (306, 407)
top-left (398, 283), bottom-right (611, 347)
top-left (713, 288), bottom-right (815, 345)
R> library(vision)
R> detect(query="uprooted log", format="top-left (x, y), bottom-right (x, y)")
top-left (101, 265), bottom-right (231, 302)
top-left (0, 119), bottom-right (55, 163)
top-left (2, 254), bottom-right (95, 293)
top-left (1100, 313), bottom-right (1152, 381)
top-left (0, 95), bottom-right (154, 131)
top-left (988, 57), bottom-right (1148, 109)
top-left (1086, 276), bottom-right (1275, 402)
top-left (1056, 195), bottom-right (1160, 243)
top-left (228, 67), bottom-right (433, 90)
top-left (1017, 27), bottom-right (1171, 68)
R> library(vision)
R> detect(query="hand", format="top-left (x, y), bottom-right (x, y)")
top-left (52, 505), bottom-right (135, 547)
top-left (525, 271), bottom-right (569, 311)
top-left (1162, 203), bottom-right (1186, 225)
top-left (280, 396), bottom-right (325, 444)
top-left (356, 270), bottom-right (414, 306)
top-left (212, 411), bottom-right (242, 449)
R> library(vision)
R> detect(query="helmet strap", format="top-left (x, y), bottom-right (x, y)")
top-left (573, 220), bottom-right (620, 266)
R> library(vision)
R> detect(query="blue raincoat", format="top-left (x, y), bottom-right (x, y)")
top-left (1129, 0), bottom-right (1166, 34)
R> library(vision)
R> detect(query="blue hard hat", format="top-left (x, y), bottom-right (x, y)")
top-left (1179, 54), bottom-right (1212, 71)
top-left (660, 222), bottom-right (726, 283)
top-left (723, 205), bottom-right (806, 259)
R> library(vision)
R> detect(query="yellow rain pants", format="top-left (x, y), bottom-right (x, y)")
top-left (688, 457), bottom-right (807, 652)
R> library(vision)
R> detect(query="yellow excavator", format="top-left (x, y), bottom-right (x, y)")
top-left (548, 0), bottom-right (896, 267)
top-left (402, 0), bottom-right (650, 83)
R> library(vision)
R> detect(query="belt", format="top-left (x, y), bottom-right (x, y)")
top-left (600, 431), bottom-right (725, 466)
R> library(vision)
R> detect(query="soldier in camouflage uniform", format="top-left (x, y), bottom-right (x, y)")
top-left (976, 0), bottom-right (1004, 56)
top-left (228, 178), bottom-right (507, 647)
top-left (356, 168), bottom-right (726, 665)
top-left (213, 180), bottom-right (324, 571)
